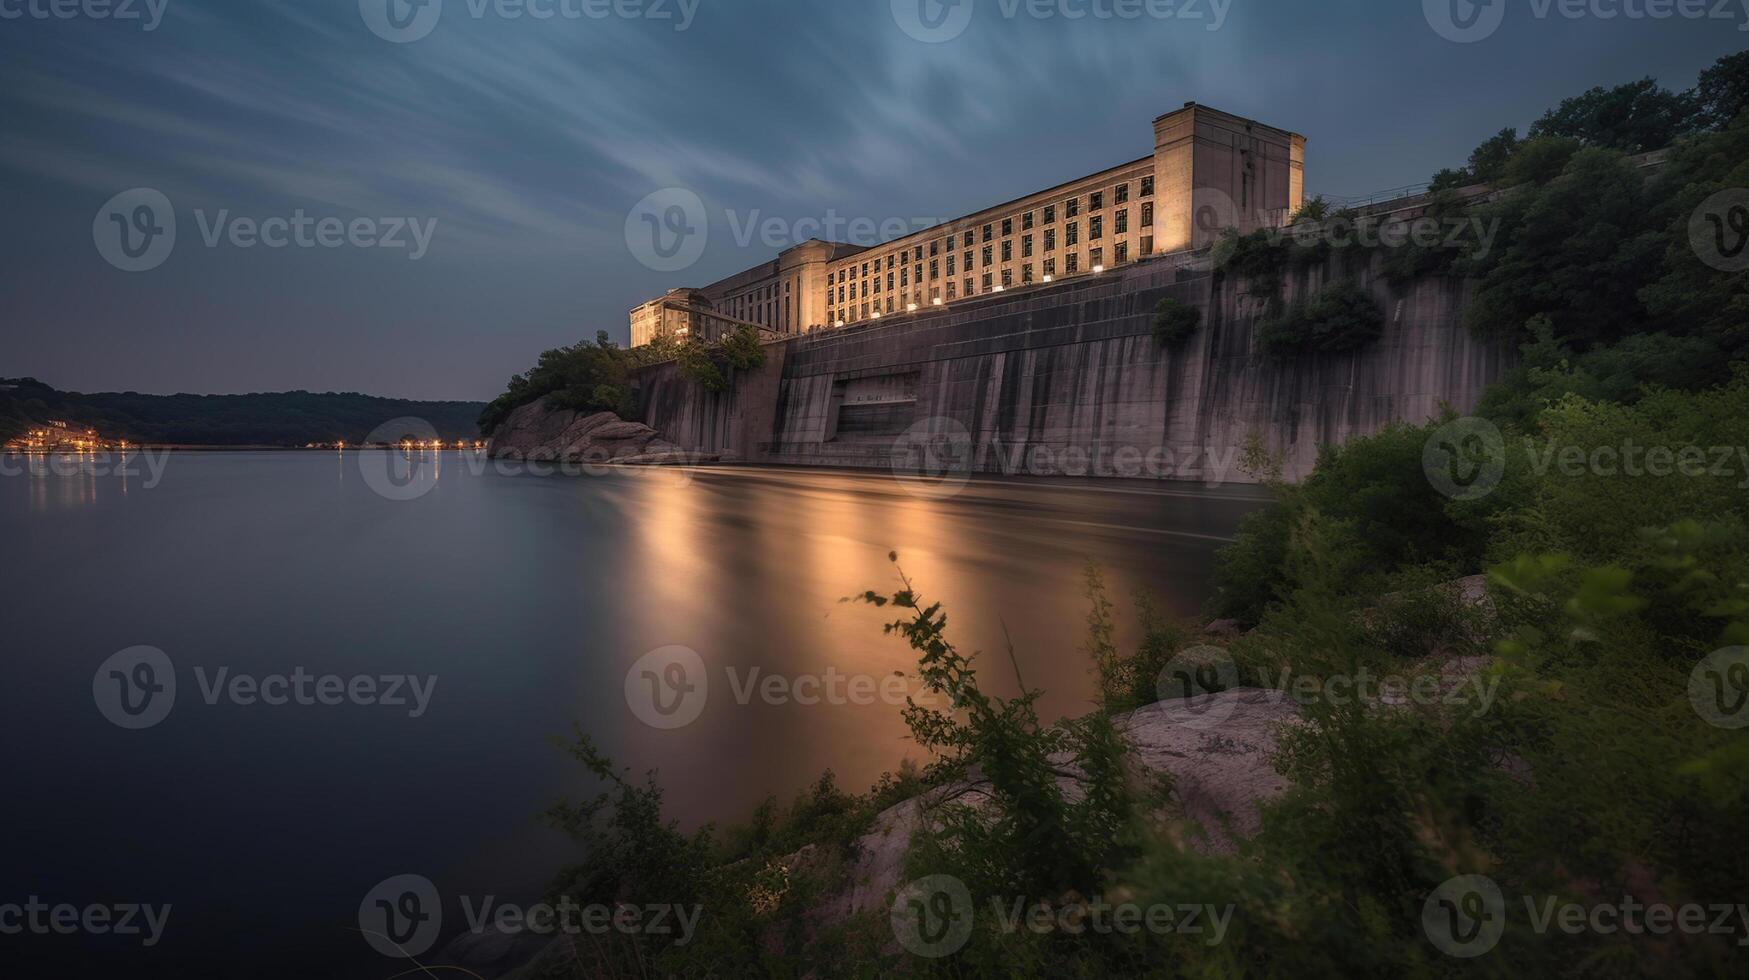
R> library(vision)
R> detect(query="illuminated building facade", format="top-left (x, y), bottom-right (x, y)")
top-left (630, 103), bottom-right (1305, 346)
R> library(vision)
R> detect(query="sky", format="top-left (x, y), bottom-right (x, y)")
top-left (0, 0), bottom-right (1742, 401)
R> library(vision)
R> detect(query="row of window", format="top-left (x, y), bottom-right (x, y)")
top-left (829, 178), bottom-right (1154, 287)
top-left (825, 238), bottom-right (1150, 325)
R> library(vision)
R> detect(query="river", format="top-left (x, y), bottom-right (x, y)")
top-left (0, 449), bottom-right (1268, 977)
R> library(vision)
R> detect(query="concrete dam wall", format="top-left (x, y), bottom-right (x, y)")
top-left (632, 252), bottom-right (1512, 484)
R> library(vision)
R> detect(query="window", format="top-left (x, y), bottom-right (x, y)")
top-left (1044, 257), bottom-right (1056, 276)
top-left (1140, 176), bottom-right (1154, 196)
top-left (1000, 240), bottom-right (1012, 262)
top-left (1045, 228), bottom-right (1056, 251)
top-left (1141, 202), bottom-right (1154, 226)
top-left (886, 272), bottom-right (894, 290)
top-left (1115, 242), bottom-right (1128, 264)
top-left (982, 224), bottom-right (993, 243)
top-left (1066, 197), bottom-right (1080, 218)
top-left (930, 259), bottom-right (939, 280)
top-left (1090, 191), bottom-right (1103, 211)
top-left (914, 246), bottom-right (923, 261)
top-left (964, 250), bottom-right (972, 270)
top-left (1022, 234), bottom-right (1033, 258)
top-left (947, 282), bottom-right (957, 300)
top-left (873, 276), bottom-right (881, 294)
top-left (861, 262), bottom-right (868, 276)
top-left (963, 279), bottom-right (972, 295)
top-left (1022, 211), bottom-right (1034, 230)
top-left (1140, 235), bottom-right (1153, 256)
top-left (1115, 209), bottom-right (1128, 234)
top-left (929, 240), bottom-right (939, 257)
top-left (1044, 204), bottom-right (1056, 224)
top-left (1115, 183), bottom-right (1129, 204)
top-left (887, 255), bottom-right (895, 270)
top-left (900, 267), bottom-right (908, 287)
top-left (981, 245), bottom-right (992, 266)
top-left (886, 297), bottom-right (894, 313)
top-left (1001, 268), bottom-right (1012, 287)
top-left (1001, 217), bottom-right (1012, 237)
top-left (1090, 215), bottom-right (1103, 241)
top-left (946, 254), bottom-right (956, 276)
top-left (1066, 253), bottom-right (1079, 273)
top-left (915, 264), bottom-right (922, 284)
top-left (1022, 263), bottom-right (1033, 283)
top-left (1066, 221), bottom-right (1079, 246)
top-left (1090, 247), bottom-right (1103, 268)
top-left (982, 272), bottom-right (993, 290)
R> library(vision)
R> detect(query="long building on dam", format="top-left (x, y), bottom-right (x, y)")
top-left (629, 103), bottom-right (1307, 346)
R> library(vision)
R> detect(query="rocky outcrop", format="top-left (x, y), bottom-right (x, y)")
top-left (486, 395), bottom-right (713, 465)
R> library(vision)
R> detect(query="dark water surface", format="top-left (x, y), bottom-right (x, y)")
top-left (1, 450), bottom-right (1267, 977)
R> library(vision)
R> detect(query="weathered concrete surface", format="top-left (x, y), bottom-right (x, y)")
top-left (633, 252), bottom-right (1510, 483)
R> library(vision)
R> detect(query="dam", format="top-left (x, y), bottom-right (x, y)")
top-left (631, 240), bottom-right (1512, 485)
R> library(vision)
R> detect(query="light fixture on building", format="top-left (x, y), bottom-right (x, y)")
top-left (992, 285), bottom-right (1005, 292)
top-left (872, 311), bottom-right (882, 319)
top-left (1093, 264), bottom-right (1105, 273)
top-left (1042, 275), bottom-right (1053, 283)
top-left (834, 320), bottom-right (845, 328)
top-left (906, 303), bottom-right (918, 312)
top-left (932, 297), bottom-right (943, 306)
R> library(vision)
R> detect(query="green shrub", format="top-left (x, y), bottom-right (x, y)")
top-left (1151, 296), bottom-right (1201, 347)
top-left (1253, 280), bottom-right (1384, 360)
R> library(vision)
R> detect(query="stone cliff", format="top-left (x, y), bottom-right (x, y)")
top-left (486, 395), bottom-right (710, 465)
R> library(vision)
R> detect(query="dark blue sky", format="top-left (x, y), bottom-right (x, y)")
top-left (1, 0), bottom-right (1741, 400)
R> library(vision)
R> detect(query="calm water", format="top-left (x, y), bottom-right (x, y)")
top-left (1, 450), bottom-right (1266, 977)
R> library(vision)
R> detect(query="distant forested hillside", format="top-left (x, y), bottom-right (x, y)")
top-left (0, 378), bottom-right (485, 445)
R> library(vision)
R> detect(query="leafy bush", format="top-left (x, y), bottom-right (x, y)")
top-left (1151, 296), bottom-right (1201, 347)
top-left (1253, 280), bottom-right (1384, 359)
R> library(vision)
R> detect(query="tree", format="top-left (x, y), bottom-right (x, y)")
top-left (1466, 127), bottom-right (1522, 184)
top-left (1527, 77), bottom-right (1702, 152)
top-left (1696, 50), bottom-right (1749, 130)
